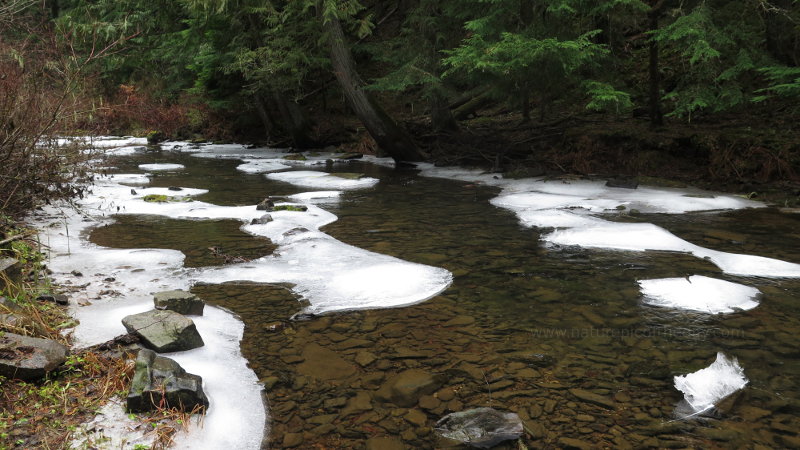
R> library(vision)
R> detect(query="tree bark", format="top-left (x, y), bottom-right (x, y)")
top-left (271, 91), bottom-right (317, 149)
top-left (253, 93), bottom-right (275, 142)
top-left (321, 8), bottom-right (426, 162)
top-left (429, 90), bottom-right (458, 131)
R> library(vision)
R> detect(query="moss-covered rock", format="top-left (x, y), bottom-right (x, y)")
top-left (142, 194), bottom-right (193, 203)
top-left (273, 204), bottom-right (308, 212)
top-left (283, 153), bottom-right (307, 161)
top-left (127, 349), bottom-right (208, 413)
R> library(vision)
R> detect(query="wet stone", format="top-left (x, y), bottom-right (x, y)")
top-left (0, 333), bottom-right (68, 381)
top-left (296, 343), bottom-right (355, 380)
top-left (127, 349), bottom-right (208, 413)
top-left (569, 388), bottom-right (615, 409)
top-left (405, 409), bottom-right (428, 427)
top-left (375, 369), bottom-right (446, 407)
top-left (558, 437), bottom-right (593, 450)
top-left (366, 436), bottom-right (405, 450)
top-left (282, 433), bottom-right (303, 448)
top-left (419, 395), bottom-right (442, 411)
top-left (121, 310), bottom-right (204, 353)
top-left (153, 289), bottom-right (205, 315)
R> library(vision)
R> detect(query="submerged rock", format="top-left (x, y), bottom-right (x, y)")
top-left (605, 178), bottom-right (639, 189)
top-left (153, 290), bottom-right (205, 316)
top-left (434, 407), bottom-right (523, 448)
top-left (0, 333), bottom-right (68, 380)
top-left (127, 349), bottom-right (209, 413)
top-left (122, 310), bottom-right (204, 352)
top-left (375, 369), bottom-right (446, 407)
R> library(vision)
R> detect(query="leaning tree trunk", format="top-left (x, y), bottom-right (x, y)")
top-left (322, 10), bottom-right (426, 162)
top-left (429, 91), bottom-right (458, 131)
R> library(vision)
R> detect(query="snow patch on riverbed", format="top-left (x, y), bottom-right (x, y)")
top-left (674, 352), bottom-right (748, 413)
top-left (639, 276), bottom-right (760, 313)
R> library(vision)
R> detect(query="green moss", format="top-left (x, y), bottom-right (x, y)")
top-left (142, 195), bottom-right (193, 203)
top-left (282, 153), bottom-right (307, 161)
top-left (272, 205), bottom-right (308, 212)
top-left (142, 194), bottom-right (169, 203)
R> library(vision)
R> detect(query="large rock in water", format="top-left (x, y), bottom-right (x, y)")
top-left (435, 407), bottom-right (524, 449)
top-left (122, 310), bottom-right (204, 352)
top-left (153, 290), bottom-right (205, 316)
top-left (0, 333), bottom-right (68, 380)
top-left (375, 369), bottom-right (446, 407)
top-left (127, 349), bottom-right (209, 412)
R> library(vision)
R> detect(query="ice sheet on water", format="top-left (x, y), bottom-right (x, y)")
top-left (674, 352), bottom-right (748, 413)
top-left (267, 170), bottom-right (379, 190)
top-left (34, 204), bottom-right (265, 449)
top-left (167, 307), bottom-right (266, 450)
top-left (288, 191), bottom-right (342, 202)
top-left (639, 276), bottom-right (760, 314)
top-left (418, 165), bottom-right (800, 278)
top-left (545, 222), bottom-right (800, 277)
top-left (139, 163), bottom-right (185, 171)
top-left (236, 159), bottom-right (291, 173)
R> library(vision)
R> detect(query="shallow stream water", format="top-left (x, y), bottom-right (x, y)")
top-left (89, 147), bottom-right (800, 449)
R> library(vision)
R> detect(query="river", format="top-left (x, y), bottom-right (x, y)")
top-left (44, 139), bottom-right (800, 448)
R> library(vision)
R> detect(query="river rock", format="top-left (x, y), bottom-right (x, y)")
top-left (250, 214), bottom-right (273, 225)
top-left (127, 349), bottom-right (208, 413)
top-left (153, 290), bottom-right (204, 315)
top-left (0, 333), bottom-right (68, 380)
top-left (296, 343), bottom-right (355, 380)
top-left (365, 436), bottom-right (404, 450)
top-left (605, 178), bottom-right (639, 189)
top-left (434, 407), bottom-right (524, 449)
top-left (569, 389), bottom-right (615, 409)
top-left (122, 310), bottom-right (204, 352)
top-left (375, 369), bottom-right (447, 407)
top-left (256, 198), bottom-right (274, 210)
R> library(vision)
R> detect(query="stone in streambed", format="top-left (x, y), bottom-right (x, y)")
top-left (569, 388), bottom-right (615, 409)
top-left (126, 349), bottom-right (208, 413)
top-left (296, 343), bottom-right (355, 380)
top-left (365, 436), bottom-right (404, 450)
top-left (375, 369), bottom-right (447, 407)
top-left (0, 333), bottom-right (68, 380)
top-left (250, 214), bottom-right (273, 225)
top-left (153, 290), bottom-right (204, 315)
top-left (435, 407), bottom-right (523, 449)
top-left (121, 310), bottom-right (204, 352)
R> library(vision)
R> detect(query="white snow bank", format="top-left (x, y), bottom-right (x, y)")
top-left (33, 177), bottom-right (266, 449)
top-left (139, 163), bottom-right (185, 171)
top-left (674, 352), bottom-right (748, 413)
top-left (639, 275), bottom-right (760, 314)
top-left (168, 307), bottom-right (266, 450)
top-left (267, 170), bottom-right (379, 190)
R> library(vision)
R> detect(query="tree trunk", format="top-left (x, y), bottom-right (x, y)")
top-left (253, 93), bottom-right (275, 142)
top-left (271, 91), bottom-right (317, 149)
top-left (647, 10), bottom-right (664, 127)
top-left (429, 91), bottom-right (458, 131)
top-left (321, 8), bottom-right (426, 162)
top-left (453, 91), bottom-right (494, 120)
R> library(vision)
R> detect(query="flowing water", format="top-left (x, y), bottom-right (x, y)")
top-left (87, 146), bottom-right (800, 448)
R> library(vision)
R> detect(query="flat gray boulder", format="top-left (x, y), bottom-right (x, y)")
top-left (127, 349), bottom-right (209, 412)
top-left (122, 310), bottom-right (204, 352)
top-left (0, 333), bottom-right (68, 380)
top-left (435, 407), bottom-right (524, 448)
top-left (153, 290), bottom-right (204, 316)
